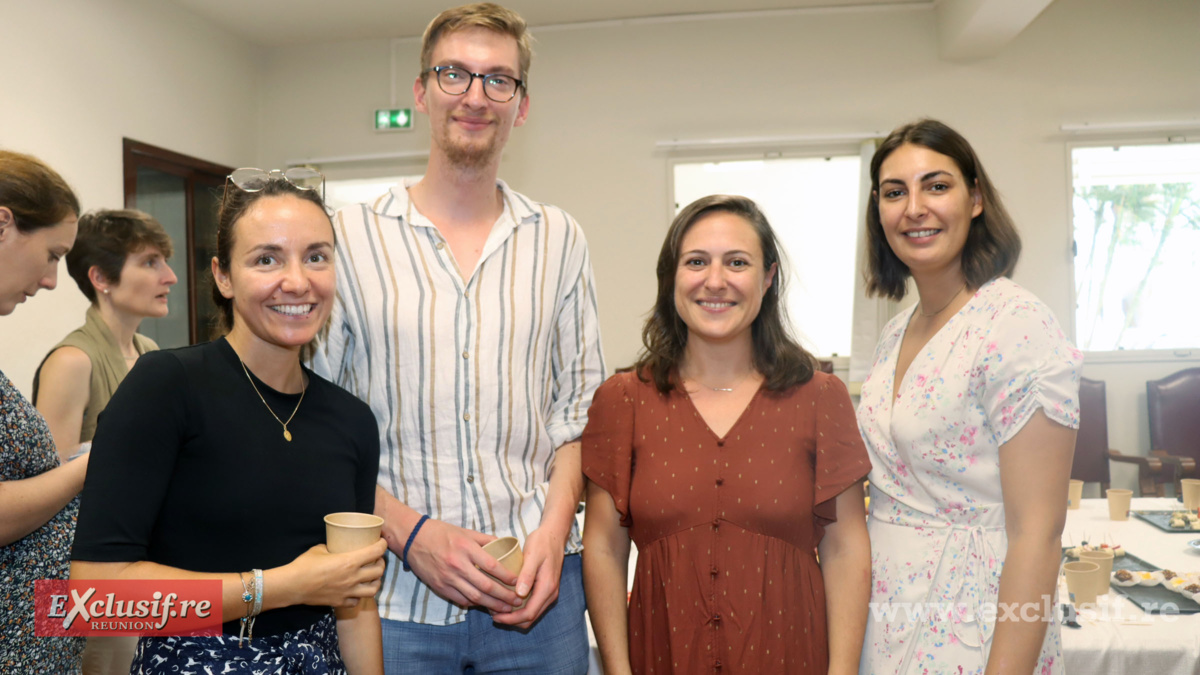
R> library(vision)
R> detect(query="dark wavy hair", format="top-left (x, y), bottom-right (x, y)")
top-left (0, 150), bottom-right (80, 233)
top-left (634, 194), bottom-right (815, 393)
top-left (211, 178), bottom-right (331, 336)
top-left (864, 119), bottom-right (1021, 300)
top-left (67, 209), bottom-right (173, 303)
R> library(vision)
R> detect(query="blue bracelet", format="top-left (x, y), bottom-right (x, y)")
top-left (402, 514), bottom-right (430, 572)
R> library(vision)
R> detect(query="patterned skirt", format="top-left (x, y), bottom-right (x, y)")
top-left (130, 611), bottom-right (346, 674)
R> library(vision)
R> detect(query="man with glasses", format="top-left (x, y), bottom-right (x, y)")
top-left (313, 3), bottom-right (603, 673)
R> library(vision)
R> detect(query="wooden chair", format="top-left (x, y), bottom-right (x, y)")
top-left (1072, 378), bottom-right (1112, 494)
top-left (1147, 367), bottom-right (1200, 496)
top-left (1085, 377), bottom-right (1174, 497)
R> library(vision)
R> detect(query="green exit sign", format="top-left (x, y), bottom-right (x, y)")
top-left (375, 108), bottom-right (413, 131)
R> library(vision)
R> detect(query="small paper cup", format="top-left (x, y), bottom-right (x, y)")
top-left (1106, 489), bottom-right (1133, 521)
top-left (1078, 550), bottom-right (1114, 596)
top-left (1182, 479), bottom-right (1200, 512)
top-left (1068, 479), bottom-right (1084, 510)
top-left (324, 512), bottom-right (384, 554)
top-left (481, 536), bottom-right (524, 605)
top-left (1063, 561), bottom-right (1100, 607)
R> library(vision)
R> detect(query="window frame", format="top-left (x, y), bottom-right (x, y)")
top-left (1064, 132), bottom-right (1200, 364)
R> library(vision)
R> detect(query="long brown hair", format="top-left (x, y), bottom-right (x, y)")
top-left (0, 150), bottom-right (80, 233)
top-left (635, 194), bottom-right (815, 393)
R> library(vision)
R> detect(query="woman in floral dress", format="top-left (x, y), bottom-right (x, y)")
top-left (857, 120), bottom-right (1082, 675)
top-left (0, 150), bottom-right (85, 673)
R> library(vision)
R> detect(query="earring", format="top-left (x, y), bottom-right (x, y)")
top-left (102, 289), bottom-right (110, 295)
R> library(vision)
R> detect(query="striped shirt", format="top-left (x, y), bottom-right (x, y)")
top-left (311, 177), bottom-right (606, 625)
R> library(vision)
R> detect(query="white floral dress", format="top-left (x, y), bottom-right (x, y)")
top-left (857, 278), bottom-right (1082, 675)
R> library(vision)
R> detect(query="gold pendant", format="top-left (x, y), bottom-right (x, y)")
top-left (283, 428), bottom-right (292, 442)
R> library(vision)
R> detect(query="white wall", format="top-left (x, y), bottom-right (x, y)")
top-left (255, 0), bottom-right (1200, 484)
top-left (0, 0), bottom-right (260, 396)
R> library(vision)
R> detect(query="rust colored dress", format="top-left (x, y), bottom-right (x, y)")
top-left (582, 370), bottom-right (870, 674)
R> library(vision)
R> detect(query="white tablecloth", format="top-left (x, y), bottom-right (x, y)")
top-left (1061, 498), bottom-right (1200, 674)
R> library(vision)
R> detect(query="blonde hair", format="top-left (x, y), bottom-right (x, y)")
top-left (420, 3), bottom-right (532, 87)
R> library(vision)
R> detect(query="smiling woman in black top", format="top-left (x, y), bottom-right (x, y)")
top-left (71, 173), bottom-right (386, 675)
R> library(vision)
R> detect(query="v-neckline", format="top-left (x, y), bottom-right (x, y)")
top-left (681, 382), bottom-right (766, 442)
top-left (890, 286), bottom-right (980, 403)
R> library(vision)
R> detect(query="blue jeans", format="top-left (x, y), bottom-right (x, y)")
top-left (381, 553), bottom-right (588, 675)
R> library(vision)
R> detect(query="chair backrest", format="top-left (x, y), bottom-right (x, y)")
top-left (1073, 377), bottom-right (1112, 484)
top-left (1147, 367), bottom-right (1200, 463)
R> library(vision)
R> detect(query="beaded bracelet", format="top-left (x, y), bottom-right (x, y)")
top-left (252, 568), bottom-right (264, 617)
top-left (402, 514), bottom-right (430, 572)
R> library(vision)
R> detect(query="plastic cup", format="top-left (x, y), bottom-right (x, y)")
top-left (1063, 561), bottom-right (1101, 607)
top-left (1068, 479), bottom-right (1084, 510)
top-left (324, 512), bottom-right (384, 553)
top-left (1106, 489), bottom-right (1133, 521)
top-left (1181, 479), bottom-right (1200, 512)
top-left (1078, 549), bottom-right (1114, 596)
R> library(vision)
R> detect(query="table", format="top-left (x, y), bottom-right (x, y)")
top-left (1062, 498), bottom-right (1200, 674)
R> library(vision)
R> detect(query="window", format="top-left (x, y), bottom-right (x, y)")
top-left (1071, 142), bottom-right (1200, 351)
top-left (673, 155), bottom-right (862, 358)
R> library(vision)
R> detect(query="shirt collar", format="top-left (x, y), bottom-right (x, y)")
top-left (373, 176), bottom-right (541, 230)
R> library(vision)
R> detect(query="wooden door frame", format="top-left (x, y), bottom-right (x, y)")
top-left (122, 138), bottom-right (233, 343)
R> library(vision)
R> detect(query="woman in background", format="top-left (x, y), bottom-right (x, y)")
top-left (72, 171), bottom-right (386, 674)
top-left (0, 149), bottom-right (85, 672)
top-left (583, 195), bottom-right (871, 674)
top-left (857, 119), bottom-right (1081, 674)
top-left (34, 208), bottom-right (176, 675)
top-left (35, 209), bottom-right (177, 461)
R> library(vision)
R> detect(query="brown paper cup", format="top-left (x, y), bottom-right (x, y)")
top-left (1067, 479), bottom-right (1084, 510)
top-left (1181, 479), bottom-right (1200, 512)
top-left (1063, 561), bottom-right (1100, 607)
top-left (324, 512), bottom-right (384, 554)
top-left (1078, 549), bottom-right (1114, 596)
top-left (481, 536), bottom-right (524, 606)
top-left (1106, 489), bottom-right (1133, 521)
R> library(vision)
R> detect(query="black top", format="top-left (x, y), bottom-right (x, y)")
top-left (73, 338), bottom-right (380, 636)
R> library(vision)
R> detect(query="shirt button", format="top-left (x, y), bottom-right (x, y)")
top-left (712, 519), bottom-right (720, 530)
top-left (436, 242), bottom-right (445, 250)
top-left (467, 475), bottom-right (475, 483)
top-left (710, 566), bottom-right (719, 577)
top-left (462, 350), bottom-right (470, 359)
top-left (713, 613), bottom-right (721, 623)
top-left (716, 440), bottom-right (725, 447)
top-left (715, 661), bottom-right (722, 670)
top-left (715, 478), bottom-right (724, 486)
top-left (463, 412), bottom-right (471, 421)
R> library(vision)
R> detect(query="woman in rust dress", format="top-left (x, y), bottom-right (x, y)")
top-left (582, 195), bottom-right (871, 674)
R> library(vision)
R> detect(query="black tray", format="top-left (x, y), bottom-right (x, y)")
top-left (1132, 510), bottom-right (1200, 533)
top-left (1063, 547), bottom-right (1200, 614)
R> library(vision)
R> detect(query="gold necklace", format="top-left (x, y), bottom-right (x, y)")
top-left (238, 358), bottom-right (305, 442)
top-left (690, 370), bottom-right (754, 393)
top-left (918, 283), bottom-right (968, 317)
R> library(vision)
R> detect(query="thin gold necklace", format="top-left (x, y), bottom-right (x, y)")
top-left (918, 283), bottom-right (968, 318)
top-left (238, 357), bottom-right (305, 442)
top-left (690, 370), bottom-right (754, 393)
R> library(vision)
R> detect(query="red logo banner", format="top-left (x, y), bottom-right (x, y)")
top-left (34, 580), bottom-right (223, 637)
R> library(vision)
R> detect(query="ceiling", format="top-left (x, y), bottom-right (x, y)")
top-left (167, 0), bottom-right (928, 47)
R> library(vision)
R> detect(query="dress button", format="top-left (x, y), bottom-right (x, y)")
top-left (466, 475), bottom-right (475, 483)
top-left (715, 477), bottom-right (724, 486)
top-left (716, 440), bottom-right (725, 447)
top-left (463, 412), bottom-right (471, 421)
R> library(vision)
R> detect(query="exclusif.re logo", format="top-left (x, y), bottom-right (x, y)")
top-left (35, 580), bottom-right (223, 637)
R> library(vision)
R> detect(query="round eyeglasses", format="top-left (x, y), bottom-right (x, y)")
top-left (425, 65), bottom-right (524, 103)
top-left (220, 167), bottom-right (326, 214)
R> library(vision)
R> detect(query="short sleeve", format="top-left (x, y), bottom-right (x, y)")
top-left (581, 374), bottom-right (635, 527)
top-left (977, 299), bottom-right (1083, 447)
top-left (73, 351), bottom-right (190, 562)
top-left (811, 374), bottom-right (872, 531)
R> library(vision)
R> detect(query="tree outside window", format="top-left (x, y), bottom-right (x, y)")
top-left (1072, 143), bottom-right (1200, 351)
